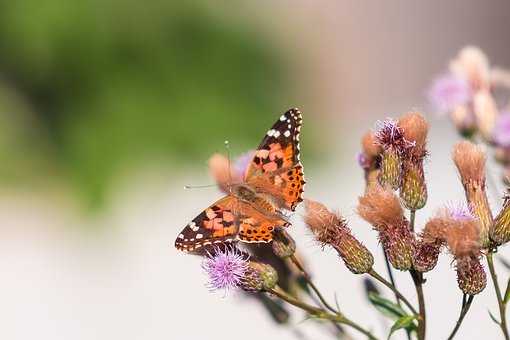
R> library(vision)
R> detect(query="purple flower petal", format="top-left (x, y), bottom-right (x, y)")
top-left (428, 73), bottom-right (471, 114)
top-left (202, 247), bottom-right (249, 293)
top-left (493, 111), bottom-right (510, 147)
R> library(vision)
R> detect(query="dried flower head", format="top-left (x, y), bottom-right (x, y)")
top-left (428, 73), bottom-right (471, 114)
top-left (357, 184), bottom-right (404, 228)
top-left (202, 247), bottom-right (249, 293)
top-left (452, 141), bottom-right (486, 185)
top-left (398, 112), bottom-right (429, 157)
top-left (361, 131), bottom-right (383, 162)
top-left (304, 199), bottom-right (374, 274)
top-left (357, 185), bottom-right (414, 271)
top-left (452, 141), bottom-right (493, 248)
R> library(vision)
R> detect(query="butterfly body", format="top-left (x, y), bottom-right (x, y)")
top-left (175, 108), bottom-right (305, 252)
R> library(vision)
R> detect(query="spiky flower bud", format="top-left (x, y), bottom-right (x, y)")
top-left (413, 241), bottom-right (441, 273)
top-left (271, 227), bottom-right (296, 259)
top-left (452, 141), bottom-right (493, 248)
top-left (379, 149), bottom-right (401, 190)
top-left (492, 192), bottom-right (510, 246)
top-left (398, 112), bottom-right (429, 210)
top-left (241, 261), bottom-right (279, 292)
top-left (357, 185), bottom-right (415, 271)
top-left (304, 199), bottom-right (374, 274)
top-left (456, 255), bottom-right (487, 295)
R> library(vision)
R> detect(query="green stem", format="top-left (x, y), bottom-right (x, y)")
top-left (411, 270), bottom-right (426, 340)
top-left (447, 294), bottom-right (474, 340)
top-left (410, 210), bottom-right (416, 232)
top-left (290, 254), bottom-right (339, 314)
top-left (368, 269), bottom-right (418, 315)
top-left (267, 286), bottom-right (379, 340)
top-left (487, 251), bottom-right (509, 340)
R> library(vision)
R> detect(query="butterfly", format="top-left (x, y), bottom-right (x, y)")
top-left (175, 108), bottom-right (305, 252)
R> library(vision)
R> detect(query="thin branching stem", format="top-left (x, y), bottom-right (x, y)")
top-left (447, 294), bottom-right (474, 340)
top-left (409, 210), bottom-right (426, 340)
top-left (289, 254), bottom-right (339, 314)
top-left (487, 251), bottom-right (510, 340)
top-left (267, 286), bottom-right (379, 340)
top-left (368, 269), bottom-right (418, 315)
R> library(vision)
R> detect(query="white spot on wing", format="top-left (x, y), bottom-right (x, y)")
top-left (280, 115), bottom-right (286, 121)
top-left (196, 234), bottom-right (203, 239)
top-left (178, 234), bottom-right (184, 239)
top-left (284, 130), bottom-right (291, 137)
top-left (189, 222), bottom-right (199, 232)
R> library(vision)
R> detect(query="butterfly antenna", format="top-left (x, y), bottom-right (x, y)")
top-left (183, 184), bottom-right (216, 190)
top-left (224, 140), bottom-right (233, 192)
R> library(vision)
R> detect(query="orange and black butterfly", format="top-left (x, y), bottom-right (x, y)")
top-left (175, 108), bottom-right (305, 252)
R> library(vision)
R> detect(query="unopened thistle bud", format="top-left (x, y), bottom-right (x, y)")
top-left (241, 261), bottom-right (279, 292)
top-left (413, 241), bottom-right (442, 273)
top-left (473, 90), bottom-right (498, 142)
top-left (452, 141), bottom-right (493, 248)
top-left (398, 112), bottom-right (429, 210)
top-left (357, 185), bottom-right (415, 271)
top-left (375, 120), bottom-right (410, 190)
top-left (456, 255), bottom-right (487, 295)
top-left (304, 199), bottom-right (374, 274)
top-left (271, 227), bottom-right (296, 259)
top-left (492, 192), bottom-right (510, 246)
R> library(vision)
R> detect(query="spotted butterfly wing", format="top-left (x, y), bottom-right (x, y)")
top-left (175, 196), bottom-right (239, 252)
top-left (244, 108), bottom-right (305, 211)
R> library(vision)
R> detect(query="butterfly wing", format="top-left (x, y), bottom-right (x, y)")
top-left (244, 108), bottom-right (305, 211)
top-left (175, 196), bottom-right (240, 252)
top-left (236, 202), bottom-right (289, 243)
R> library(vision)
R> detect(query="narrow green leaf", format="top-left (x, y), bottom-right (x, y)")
top-left (504, 279), bottom-right (510, 305)
top-left (387, 315), bottom-right (418, 339)
top-left (368, 292), bottom-right (408, 319)
top-left (489, 310), bottom-right (501, 325)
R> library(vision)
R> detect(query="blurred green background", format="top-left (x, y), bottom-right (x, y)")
top-left (0, 0), bottom-right (294, 210)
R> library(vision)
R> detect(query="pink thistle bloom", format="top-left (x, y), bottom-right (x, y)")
top-left (202, 247), bottom-right (249, 293)
top-left (428, 73), bottom-right (471, 114)
top-left (445, 202), bottom-right (476, 221)
top-left (493, 111), bottom-right (510, 147)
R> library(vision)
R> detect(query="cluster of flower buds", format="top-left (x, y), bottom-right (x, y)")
top-left (361, 112), bottom-right (429, 212)
top-left (357, 184), bottom-right (415, 271)
top-left (429, 46), bottom-right (510, 182)
top-left (304, 199), bottom-right (374, 274)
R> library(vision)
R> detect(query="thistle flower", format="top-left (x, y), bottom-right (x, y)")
top-left (428, 73), bottom-right (471, 114)
top-left (202, 247), bottom-right (279, 293)
top-left (452, 141), bottom-right (493, 248)
top-left (375, 119), bottom-right (411, 190)
top-left (450, 105), bottom-right (477, 138)
top-left (357, 185), bottom-right (415, 271)
top-left (271, 227), bottom-right (296, 259)
top-left (304, 199), bottom-right (374, 274)
top-left (493, 111), bottom-right (510, 148)
top-left (202, 247), bottom-right (250, 293)
top-left (398, 112), bottom-right (429, 210)
top-left (433, 205), bottom-right (486, 295)
top-left (492, 191), bottom-right (510, 246)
